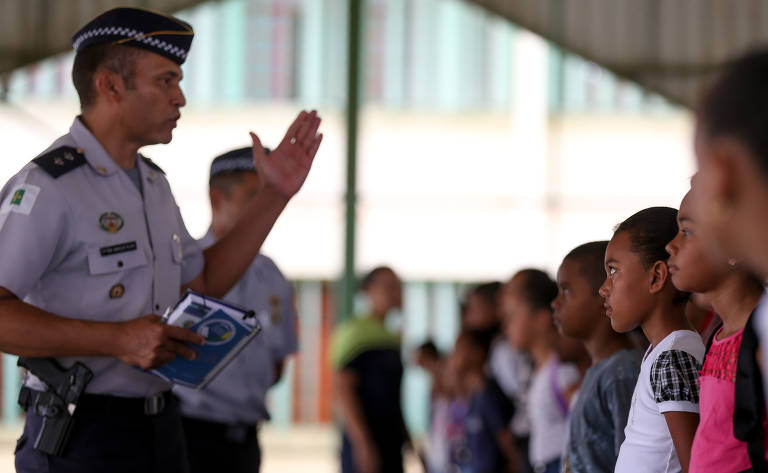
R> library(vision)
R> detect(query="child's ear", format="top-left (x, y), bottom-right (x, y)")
top-left (648, 260), bottom-right (669, 295)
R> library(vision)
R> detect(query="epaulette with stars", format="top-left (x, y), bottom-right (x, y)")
top-left (140, 155), bottom-right (166, 175)
top-left (32, 146), bottom-right (86, 179)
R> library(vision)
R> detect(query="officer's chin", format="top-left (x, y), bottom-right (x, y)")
top-left (156, 131), bottom-right (174, 145)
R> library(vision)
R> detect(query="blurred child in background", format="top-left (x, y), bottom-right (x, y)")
top-left (331, 266), bottom-right (410, 473)
top-left (601, 207), bottom-right (704, 473)
top-left (414, 340), bottom-right (451, 473)
top-left (502, 269), bottom-right (581, 473)
top-left (552, 241), bottom-right (641, 473)
top-left (465, 282), bottom-right (533, 473)
top-left (452, 329), bottom-right (519, 473)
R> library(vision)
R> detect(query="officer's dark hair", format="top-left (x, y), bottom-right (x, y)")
top-left (563, 241), bottom-right (609, 294)
top-left (697, 49), bottom-right (768, 178)
top-left (614, 207), bottom-right (688, 304)
top-left (72, 44), bottom-right (142, 109)
top-left (209, 170), bottom-right (249, 196)
top-left (514, 269), bottom-right (558, 312)
top-left (469, 281), bottom-right (501, 306)
top-left (359, 266), bottom-right (395, 291)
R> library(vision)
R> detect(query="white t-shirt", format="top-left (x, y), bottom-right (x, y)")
top-left (488, 338), bottom-right (533, 437)
top-left (614, 330), bottom-right (705, 473)
top-left (527, 355), bottom-right (580, 466)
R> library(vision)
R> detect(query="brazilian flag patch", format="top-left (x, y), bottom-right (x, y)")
top-left (10, 189), bottom-right (24, 206)
top-left (2, 185), bottom-right (40, 217)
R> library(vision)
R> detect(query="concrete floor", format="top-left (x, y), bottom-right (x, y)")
top-left (0, 424), bottom-right (423, 473)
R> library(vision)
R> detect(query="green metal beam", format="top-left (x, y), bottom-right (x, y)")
top-left (339, 0), bottom-right (364, 322)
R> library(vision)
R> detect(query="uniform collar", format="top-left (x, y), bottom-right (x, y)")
top-left (69, 117), bottom-right (134, 177)
top-left (136, 154), bottom-right (162, 184)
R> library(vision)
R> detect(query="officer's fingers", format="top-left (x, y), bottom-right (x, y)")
top-left (249, 132), bottom-right (265, 166)
top-left (296, 111), bottom-right (319, 144)
top-left (299, 115), bottom-right (321, 151)
top-left (164, 325), bottom-right (205, 345)
top-left (147, 350), bottom-right (177, 369)
top-left (164, 340), bottom-right (197, 361)
top-left (280, 110), bottom-right (308, 147)
top-left (306, 133), bottom-right (323, 159)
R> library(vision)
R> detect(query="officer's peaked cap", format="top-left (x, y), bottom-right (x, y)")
top-left (72, 7), bottom-right (194, 65)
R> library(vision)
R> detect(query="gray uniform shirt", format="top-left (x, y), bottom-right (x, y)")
top-left (0, 118), bottom-right (204, 397)
top-left (563, 348), bottom-right (642, 473)
top-left (174, 229), bottom-right (298, 425)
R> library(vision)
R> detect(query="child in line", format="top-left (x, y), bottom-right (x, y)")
top-left (414, 341), bottom-right (451, 473)
top-left (502, 269), bottom-right (581, 473)
top-left (465, 282), bottom-right (534, 473)
top-left (600, 207), bottom-right (705, 473)
top-left (666, 184), bottom-right (767, 472)
top-left (686, 49), bottom-right (768, 453)
top-left (552, 241), bottom-right (641, 473)
top-left (452, 329), bottom-right (519, 473)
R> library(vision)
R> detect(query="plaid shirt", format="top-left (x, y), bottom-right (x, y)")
top-left (650, 350), bottom-right (702, 404)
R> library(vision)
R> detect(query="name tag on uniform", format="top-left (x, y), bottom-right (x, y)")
top-left (100, 241), bottom-right (137, 257)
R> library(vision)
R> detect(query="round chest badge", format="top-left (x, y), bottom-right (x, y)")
top-left (197, 319), bottom-right (235, 346)
top-left (99, 212), bottom-right (124, 233)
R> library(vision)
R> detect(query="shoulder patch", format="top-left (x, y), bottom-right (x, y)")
top-left (140, 155), bottom-right (165, 175)
top-left (32, 146), bottom-right (86, 179)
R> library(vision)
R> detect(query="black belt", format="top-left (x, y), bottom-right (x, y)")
top-left (75, 390), bottom-right (174, 417)
top-left (181, 416), bottom-right (258, 444)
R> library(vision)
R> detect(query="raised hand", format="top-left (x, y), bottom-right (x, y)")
top-left (250, 110), bottom-right (323, 199)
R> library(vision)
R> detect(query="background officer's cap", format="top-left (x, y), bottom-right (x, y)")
top-left (72, 7), bottom-right (194, 65)
top-left (210, 147), bottom-right (272, 180)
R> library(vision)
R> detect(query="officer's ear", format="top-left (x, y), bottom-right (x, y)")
top-left (209, 186), bottom-right (228, 212)
top-left (93, 68), bottom-right (126, 105)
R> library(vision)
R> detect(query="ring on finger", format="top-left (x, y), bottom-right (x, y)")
top-left (289, 137), bottom-right (297, 145)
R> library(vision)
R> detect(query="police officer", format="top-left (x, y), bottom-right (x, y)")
top-left (173, 147), bottom-right (299, 473)
top-left (0, 7), bottom-right (321, 473)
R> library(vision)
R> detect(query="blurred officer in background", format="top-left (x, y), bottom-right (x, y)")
top-left (174, 147), bottom-right (299, 473)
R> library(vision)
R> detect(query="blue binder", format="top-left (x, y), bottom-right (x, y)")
top-left (148, 290), bottom-right (261, 388)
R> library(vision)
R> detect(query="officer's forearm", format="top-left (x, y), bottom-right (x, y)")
top-left (0, 293), bottom-right (120, 358)
top-left (194, 187), bottom-right (290, 298)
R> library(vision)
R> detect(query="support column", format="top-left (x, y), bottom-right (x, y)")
top-left (339, 0), bottom-right (365, 322)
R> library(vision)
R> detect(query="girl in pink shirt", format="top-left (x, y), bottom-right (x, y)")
top-left (666, 181), bottom-right (766, 472)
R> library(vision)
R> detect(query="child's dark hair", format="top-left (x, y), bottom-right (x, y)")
top-left (614, 207), bottom-right (689, 304)
top-left (460, 328), bottom-right (496, 359)
top-left (416, 340), bottom-right (440, 359)
top-left (359, 266), bottom-right (394, 291)
top-left (515, 269), bottom-right (558, 312)
top-left (614, 207), bottom-right (678, 268)
top-left (697, 50), bottom-right (768, 178)
top-left (469, 281), bottom-right (502, 306)
top-left (564, 241), bottom-right (609, 294)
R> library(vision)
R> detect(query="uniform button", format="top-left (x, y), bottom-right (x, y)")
top-left (117, 261), bottom-right (124, 268)
top-left (155, 304), bottom-right (160, 311)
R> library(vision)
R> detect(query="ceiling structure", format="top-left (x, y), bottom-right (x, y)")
top-left (3, 0), bottom-right (768, 108)
top-left (469, 0), bottom-right (768, 108)
top-left (0, 0), bottom-right (206, 76)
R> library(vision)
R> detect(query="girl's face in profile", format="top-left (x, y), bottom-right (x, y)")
top-left (599, 231), bottom-right (656, 333)
top-left (665, 188), bottom-right (729, 295)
